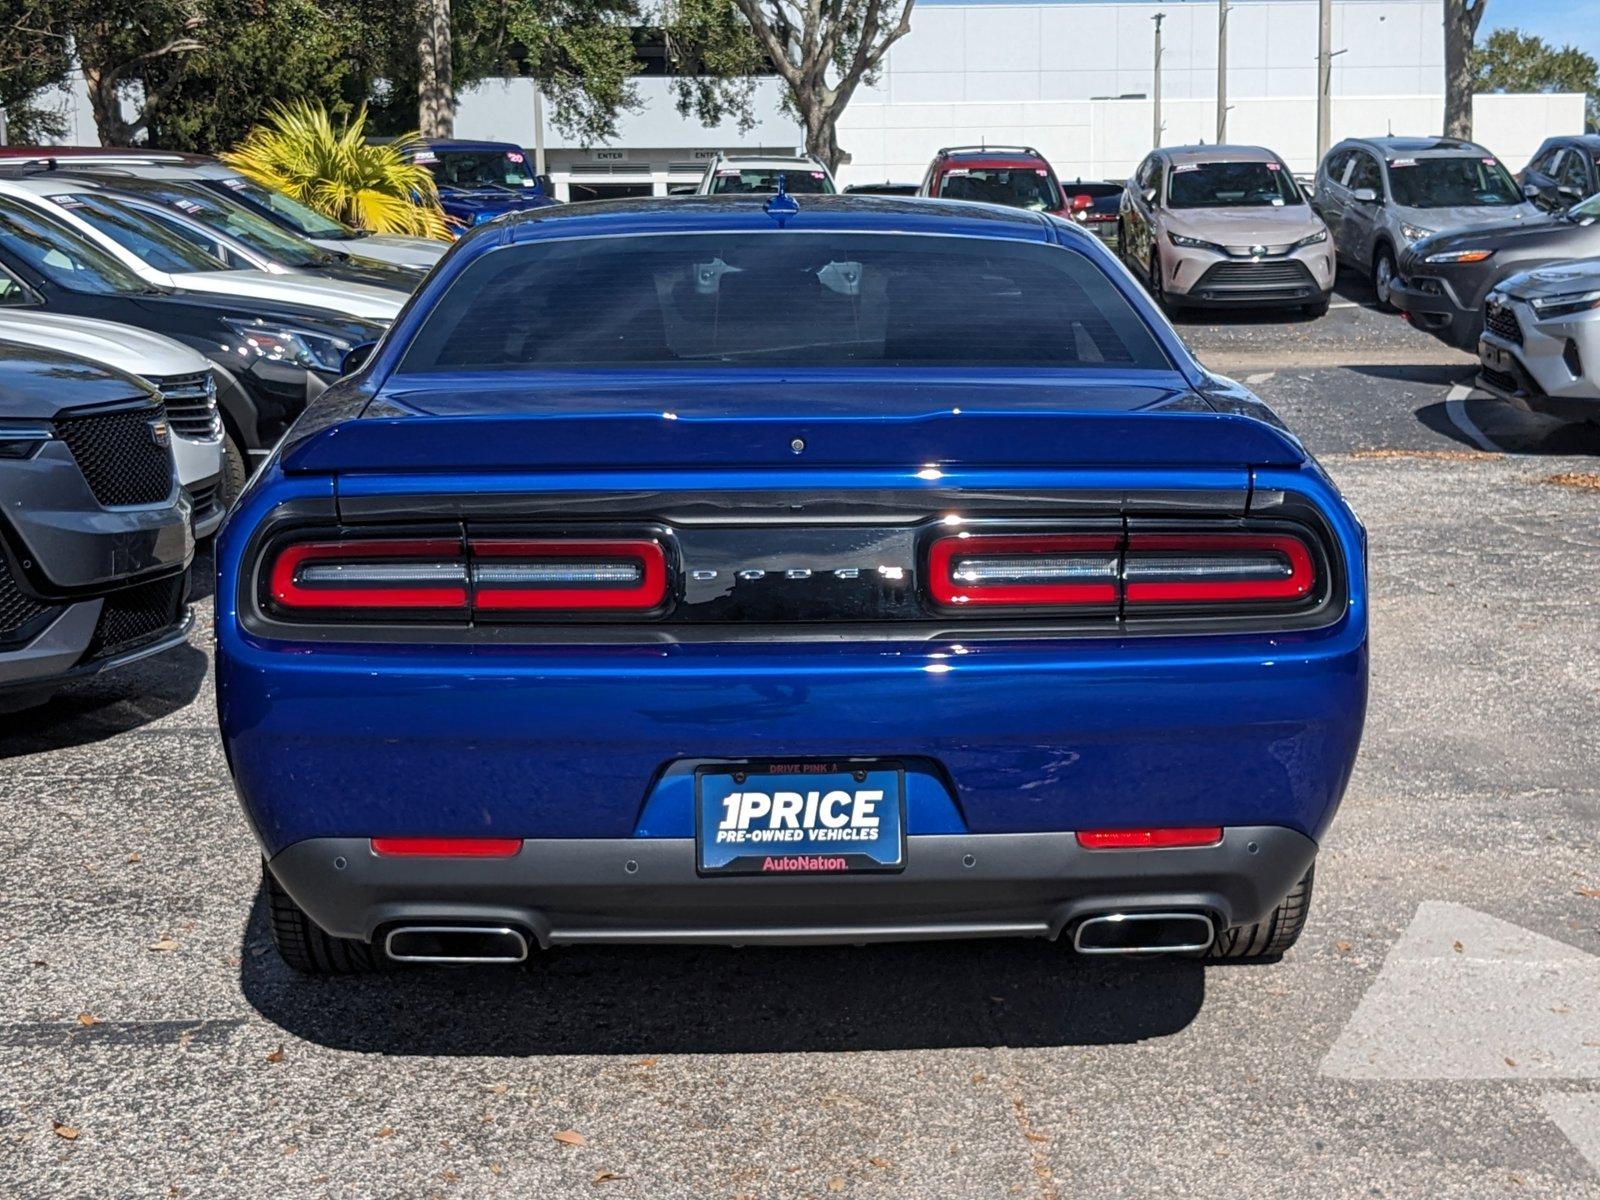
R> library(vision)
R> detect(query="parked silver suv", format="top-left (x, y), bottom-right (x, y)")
top-left (1312, 136), bottom-right (1538, 310)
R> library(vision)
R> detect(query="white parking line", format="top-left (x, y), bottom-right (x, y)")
top-left (1444, 383), bottom-right (1499, 452)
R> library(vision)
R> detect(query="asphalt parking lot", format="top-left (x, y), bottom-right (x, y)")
top-left (2, 276), bottom-right (1597, 1199)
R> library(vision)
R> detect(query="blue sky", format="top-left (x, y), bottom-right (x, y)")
top-left (1482, 0), bottom-right (1600, 63)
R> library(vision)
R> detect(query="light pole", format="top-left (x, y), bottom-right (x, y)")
top-left (1216, 0), bottom-right (1230, 144)
top-left (1152, 13), bottom-right (1166, 149)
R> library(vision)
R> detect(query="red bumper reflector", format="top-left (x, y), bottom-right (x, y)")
top-left (1076, 827), bottom-right (1223, 849)
top-left (370, 837), bottom-right (524, 858)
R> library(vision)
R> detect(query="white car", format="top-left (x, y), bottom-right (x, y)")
top-left (695, 154), bottom-right (837, 196)
top-left (1478, 259), bottom-right (1600, 426)
top-left (0, 151), bottom-right (446, 271)
top-left (0, 178), bottom-right (405, 323)
top-left (0, 309), bottom-right (231, 534)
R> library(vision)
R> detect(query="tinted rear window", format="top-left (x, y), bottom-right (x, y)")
top-left (710, 169), bottom-right (833, 195)
top-left (398, 232), bottom-right (1169, 372)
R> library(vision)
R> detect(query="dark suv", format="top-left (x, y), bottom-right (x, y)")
top-left (0, 342), bottom-right (192, 709)
top-left (1519, 135), bottom-right (1600, 213)
top-left (919, 146), bottom-right (1071, 218)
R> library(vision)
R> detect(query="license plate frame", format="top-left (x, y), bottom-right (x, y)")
top-left (1479, 339), bottom-right (1514, 374)
top-left (694, 759), bottom-right (907, 877)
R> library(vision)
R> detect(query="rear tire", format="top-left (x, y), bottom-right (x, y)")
top-left (1207, 864), bottom-right (1314, 961)
top-left (1148, 251), bottom-right (1180, 315)
top-left (263, 862), bottom-right (383, 975)
top-left (218, 431), bottom-right (249, 513)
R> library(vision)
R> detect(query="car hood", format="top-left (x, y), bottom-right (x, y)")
top-left (168, 270), bottom-right (404, 321)
top-left (311, 234), bottom-right (446, 270)
top-left (440, 190), bottom-right (557, 216)
top-left (0, 339), bottom-right (154, 418)
top-left (1162, 205), bottom-right (1325, 248)
top-left (0, 310), bottom-right (209, 376)
top-left (1494, 259), bottom-right (1600, 302)
top-left (1411, 212), bottom-right (1595, 257)
top-left (1393, 202), bottom-right (1541, 237)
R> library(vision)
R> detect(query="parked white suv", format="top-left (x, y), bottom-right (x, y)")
top-left (0, 309), bottom-right (232, 534)
top-left (1477, 259), bottom-right (1600, 427)
top-left (695, 154), bottom-right (837, 196)
top-left (0, 178), bottom-right (405, 323)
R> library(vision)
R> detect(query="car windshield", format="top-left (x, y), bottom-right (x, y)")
top-left (215, 176), bottom-right (350, 237)
top-left (133, 183), bottom-right (329, 266)
top-left (1166, 162), bottom-right (1302, 208)
top-left (48, 192), bottom-right (226, 274)
top-left (399, 232), bottom-right (1168, 372)
top-left (0, 197), bottom-right (146, 294)
top-left (939, 167), bottom-right (1062, 212)
top-left (709, 169), bottom-right (834, 195)
top-left (420, 150), bottom-right (535, 191)
top-left (1386, 156), bottom-right (1523, 208)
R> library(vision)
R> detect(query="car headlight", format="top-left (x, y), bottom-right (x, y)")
top-left (1291, 228), bottom-right (1329, 249)
top-left (1528, 289), bottom-right (1600, 319)
top-left (1424, 248), bottom-right (1494, 265)
top-left (222, 318), bottom-right (353, 375)
top-left (1399, 222), bottom-right (1436, 242)
top-left (1168, 232), bottom-right (1224, 253)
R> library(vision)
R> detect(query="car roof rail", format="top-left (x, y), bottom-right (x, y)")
top-left (937, 145), bottom-right (1043, 158)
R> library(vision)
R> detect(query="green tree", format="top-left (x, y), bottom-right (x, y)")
top-left (0, 0), bottom-right (73, 141)
top-left (67, 0), bottom-right (207, 144)
top-left (1473, 27), bottom-right (1599, 127)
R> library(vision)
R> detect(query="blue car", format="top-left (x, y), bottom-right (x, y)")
top-left (216, 195), bottom-right (1368, 973)
top-left (410, 138), bottom-right (559, 227)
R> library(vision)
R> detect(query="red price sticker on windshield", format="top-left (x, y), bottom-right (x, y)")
top-left (507, 151), bottom-right (525, 163)
top-left (1266, 162), bottom-right (1281, 170)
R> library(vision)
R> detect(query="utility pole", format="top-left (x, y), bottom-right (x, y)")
top-left (1152, 13), bottom-right (1166, 149)
top-left (1216, 0), bottom-right (1230, 144)
top-left (1316, 0), bottom-right (1332, 161)
top-left (532, 82), bottom-right (547, 178)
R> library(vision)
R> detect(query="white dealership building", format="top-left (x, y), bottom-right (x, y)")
top-left (448, 0), bottom-right (1582, 200)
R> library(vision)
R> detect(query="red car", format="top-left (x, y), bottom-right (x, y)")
top-left (918, 145), bottom-right (1072, 217)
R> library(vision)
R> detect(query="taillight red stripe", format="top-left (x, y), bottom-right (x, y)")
top-left (1122, 533), bottom-right (1314, 605)
top-left (927, 533), bottom-right (1120, 608)
top-left (269, 539), bottom-right (468, 610)
top-left (1076, 827), bottom-right (1223, 849)
top-left (470, 539), bottom-right (667, 611)
top-left (370, 837), bottom-right (523, 858)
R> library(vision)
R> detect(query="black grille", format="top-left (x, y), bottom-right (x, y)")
top-left (1478, 365), bottom-right (1521, 395)
top-left (184, 475), bottom-right (222, 523)
top-left (1192, 259), bottom-right (1317, 300)
top-left (85, 574), bottom-right (185, 660)
top-left (0, 556), bottom-right (52, 640)
top-left (149, 372), bottom-right (221, 440)
top-left (54, 403), bottom-right (175, 507)
top-left (1484, 303), bottom-right (1522, 344)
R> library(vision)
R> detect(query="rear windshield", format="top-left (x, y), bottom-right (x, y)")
top-left (710, 169), bottom-right (834, 195)
top-left (1385, 156), bottom-right (1522, 208)
top-left (398, 232), bottom-right (1168, 372)
top-left (940, 168), bottom-right (1062, 212)
top-left (1167, 161), bottom-right (1302, 208)
top-left (420, 150), bottom-right (536, 190)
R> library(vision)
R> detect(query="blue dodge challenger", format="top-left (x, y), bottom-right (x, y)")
top-left (215, 194), bottom-right (1367, 972)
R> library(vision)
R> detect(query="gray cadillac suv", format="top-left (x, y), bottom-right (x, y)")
top-left (1312, 136), bottom-right (1539, 310)
top-left (0, 341), bottom-right (193, 710)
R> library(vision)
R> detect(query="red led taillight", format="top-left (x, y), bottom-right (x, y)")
top-left (265, 535), bottom-right (668, 616)
top-left (1122, 533), bottom-right (1314, 606)
top-left (1076, 827), bottom-right (1223, 849)
top-left (371, 837), bottom-right (523, 857)
top-left (470, 539), bottom-right (667, 611)
top-left (927, 533), bottom-right (1121, 608)
top-left (269, 539), bottom-right (469, 611)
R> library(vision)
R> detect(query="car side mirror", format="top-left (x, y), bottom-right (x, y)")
top-left (1523, 181), bottom-right (1542, 199)
top-left (534, 173), bottom-right (555, 195)
top-left (1351, 187), bottom-right (1379, 204)
top-left (341, 341), bottom-right (378, 376)
top-left (1141, 187), bottom-right (1157, 205)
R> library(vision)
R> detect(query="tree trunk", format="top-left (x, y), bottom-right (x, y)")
top-left (418, 0), bottom-right (454, 139)
top-left (1442, 0), bottom-right (1483, 139)
top-left (803, 103), bottom-right (843, 175)
top-left (81, 65), bottom-right (132, 145)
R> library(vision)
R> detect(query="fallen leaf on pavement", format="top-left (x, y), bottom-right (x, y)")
top-left (1024, 1131), bottom-right (1049, 1143)
top-left (1334, 939), bottom-right (1352, 954)
top-left (265, 1045), bottom-right (285, 1064)
top-left (76, 1013), bottom-right (97, 1027)
top-left (485, 1082), bottom-right (508, 1095)
top-left (826, 1179), bottom-right (846, 1193)
top-left (1504, 1057), bottom-right (1517, 1068)
top-left (1578, 887), bottom-right (1600, 899)
top-left (1452, 940), bottom-right (1464, 953)
top-left (868, 1157), bottom-right (890, 1169)
top-left (148, 937), bottom-right (178, 952)
top-left (635, 1057), bottom-right (658, 1068)
top-left (376, 1127), bottom-right (395, 1139)
top-left (126, 852), bottom-right (140, 863)
top-left (592, 1170), bottom-right (622, 1184)
top-left (52, 1121), bottom-right (79, 1141)
top-left (553, 1130), bottom-right (587, 1148)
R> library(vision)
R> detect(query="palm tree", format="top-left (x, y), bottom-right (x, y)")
top-left (221, 102), bottom-right (451, 239)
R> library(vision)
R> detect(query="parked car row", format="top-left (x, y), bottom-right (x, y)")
top-left (0, 145), bottom-right (455, 709)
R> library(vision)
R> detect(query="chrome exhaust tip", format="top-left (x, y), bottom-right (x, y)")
top-left (1072, 911), bottom-right (1215, 956)
top-left (384, 925), bottom-right (530, 964)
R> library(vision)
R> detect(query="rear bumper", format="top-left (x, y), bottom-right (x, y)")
top-left (269, 825), bottom-right (1319, 945)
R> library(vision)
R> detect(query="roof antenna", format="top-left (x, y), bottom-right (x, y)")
top-left (764, 172), bottom-right (799, 224)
